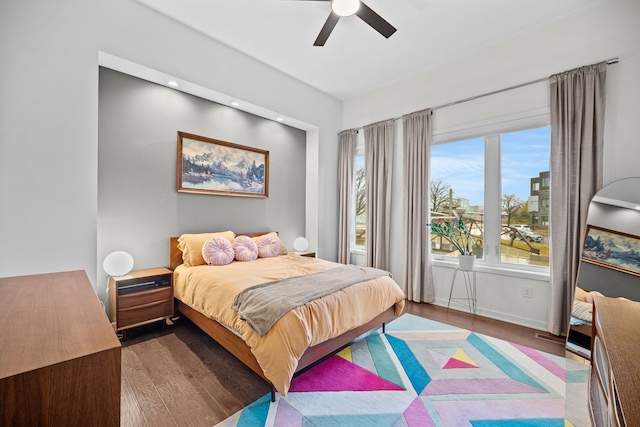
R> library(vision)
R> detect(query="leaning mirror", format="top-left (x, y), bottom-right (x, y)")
top-left (566, 177), bottom-right (640, 358)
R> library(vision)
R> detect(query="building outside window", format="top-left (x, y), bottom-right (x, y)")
top-left (530, 171), bottom-right (550, 231)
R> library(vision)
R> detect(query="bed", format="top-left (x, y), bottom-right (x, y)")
top-left (169, 231), bottom-right (405, 400)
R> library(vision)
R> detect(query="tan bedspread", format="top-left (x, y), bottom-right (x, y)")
top-left (173, 254), bottom-right (405, 395)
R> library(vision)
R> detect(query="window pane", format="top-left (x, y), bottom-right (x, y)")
top-left (500, 127), bottom-right (550, 267)
top-left (430, 138), bottom-right (485, 259)
top-left (354, 154), bottom-right (366, 247)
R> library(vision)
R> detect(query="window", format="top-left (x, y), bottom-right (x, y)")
top-left (501, 127), bottom-right (550, 267)
top-left (430, 110), bottom-right (550, 270)
top-left (542, 177), bottom-right (550, 188)
top-left (353, 146), bottom-right (366, 250)
top-left (431, 138), bottom-right (485, 260)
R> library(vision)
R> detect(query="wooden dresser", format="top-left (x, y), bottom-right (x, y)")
top-left (0, 270), bottom-right (121, 426)
top-left (590, 296), bottom-right (640, 427)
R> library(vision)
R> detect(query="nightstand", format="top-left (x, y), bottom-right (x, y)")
top-left (108, 267), bottom-right (173, 339)
top-left (292, 251), bottom-right (316, 258)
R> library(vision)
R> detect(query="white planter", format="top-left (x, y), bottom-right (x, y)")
top-left (458, 254), bottom-right (476, 271)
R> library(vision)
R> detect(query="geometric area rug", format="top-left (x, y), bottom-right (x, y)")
top-left (214, 314), bottom-right (590, 427)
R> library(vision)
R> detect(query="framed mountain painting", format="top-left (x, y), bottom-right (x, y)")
top-left (176, 131), bottom-right (269, 198)
top-left (581, 225), bottom-right (640, 277)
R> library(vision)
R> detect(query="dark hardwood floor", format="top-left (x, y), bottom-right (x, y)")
top-left (119, 301), bottom-right (572, 427)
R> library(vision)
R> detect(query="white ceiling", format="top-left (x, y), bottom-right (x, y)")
top-left (135, 0), bottom-right (606, 101)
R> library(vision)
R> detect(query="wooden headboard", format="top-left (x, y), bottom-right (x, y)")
top-left (169, 231), bottom-right (275, 270)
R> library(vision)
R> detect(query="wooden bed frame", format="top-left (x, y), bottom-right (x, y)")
top-left (169, 233), bottom-right (398, 400)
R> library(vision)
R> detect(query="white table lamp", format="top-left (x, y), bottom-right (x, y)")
top-left (293, 237), bottom-right (309, 252)
top-left (103, 251), bottom-right (134, 277)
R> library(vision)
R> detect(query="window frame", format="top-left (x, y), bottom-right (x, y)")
top-left (430, 108), bottom-right (551, 281)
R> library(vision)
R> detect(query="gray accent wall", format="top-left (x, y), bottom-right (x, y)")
top-left (98, 68), bottom-right (307, 282)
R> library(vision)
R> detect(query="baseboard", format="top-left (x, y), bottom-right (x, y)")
top-left (432, 298), bottom-right (549, 332)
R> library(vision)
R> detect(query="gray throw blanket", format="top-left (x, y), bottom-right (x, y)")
top-left (231, 265), bottom-right (391, 336)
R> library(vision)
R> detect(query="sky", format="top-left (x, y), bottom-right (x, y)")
top-left (431, 127), bottom-right (550, 207)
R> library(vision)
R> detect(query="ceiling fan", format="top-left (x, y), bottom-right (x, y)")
top-left (294, 0), bottom-right (397, 46)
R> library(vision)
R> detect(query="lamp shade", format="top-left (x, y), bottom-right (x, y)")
top-left (103, 251), bottom-right (134, 277)
top-left (293, 237), bottom-right (309, 252)
top-left (332, 0), bottom-right (360, 16)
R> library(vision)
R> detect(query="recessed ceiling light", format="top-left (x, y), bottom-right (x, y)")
top-left (276, 117), bottom-right (284, 122)
top-left (332, 0), bottom-right (360, 17)
top-left (231, 101), bottom-right (240, 107)
top-left (167, 80), bottom-right (178, 87)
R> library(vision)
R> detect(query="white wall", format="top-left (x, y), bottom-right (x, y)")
top-left (343, 0), bottom-right (640, 330)
top-left (0, 0), bottom-right (342, 288)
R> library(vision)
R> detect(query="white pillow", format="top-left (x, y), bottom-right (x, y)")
top-left (201, 236), bottom-right (235, 266)
top-left (572, 300), bottom-right (593, 323)
top-left (233, 235), bottom-right (259, 262)
top-left (255, 234), bottom-right (280, 258)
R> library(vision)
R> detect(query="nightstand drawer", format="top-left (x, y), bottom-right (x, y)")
top-left (119, 286), bottom-right (172, 309)
top-left (118, 299), bottom-right (173, 328)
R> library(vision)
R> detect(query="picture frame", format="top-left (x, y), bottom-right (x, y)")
top-left (581, 225), bottom-right (640, 277)
top-left (176, 131), bottom-right (269, 198)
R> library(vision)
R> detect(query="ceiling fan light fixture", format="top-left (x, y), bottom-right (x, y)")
top-left (331, 0), bottom-right (360, 17)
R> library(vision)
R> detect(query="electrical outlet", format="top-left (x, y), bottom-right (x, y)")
top-left (523, 286), bottom-right (533, 298)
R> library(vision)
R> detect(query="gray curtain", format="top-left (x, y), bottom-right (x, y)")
top-left (364, 119), bottom-right (395, 270)
top-left (402, 109), bottom-right (434, 302)
top-left (337, 129), bottom-right (357, 264)
top-left (548, 62), bottom-right (606, 335)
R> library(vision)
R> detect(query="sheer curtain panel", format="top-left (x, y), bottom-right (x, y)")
top-left (402, 109), bottom-right (434, 302)
top-left (548, 62), bottom-right (606, 335)
top-left (364, 120), bottom-right (395, 270)
top-left (337, 129), bottom-right (357, 264)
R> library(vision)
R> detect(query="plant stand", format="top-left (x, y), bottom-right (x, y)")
top-left (447, 268), bottom-right (477, 315)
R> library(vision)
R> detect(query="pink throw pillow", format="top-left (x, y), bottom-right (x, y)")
top-left (256, 234), bottom-right (280, 258)
top-left (202, 236), bottom-right (235, 266)
top-left (233, 235), bottom-right (259, 262)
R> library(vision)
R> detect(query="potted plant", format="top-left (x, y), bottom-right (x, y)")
top-left (427, 216), bottom-right (476, 271)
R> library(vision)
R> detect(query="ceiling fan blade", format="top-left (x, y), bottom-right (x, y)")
top-left (314, 12), bottom-right (340, 46)
top-left (355, 2), bottom-right (397, 39)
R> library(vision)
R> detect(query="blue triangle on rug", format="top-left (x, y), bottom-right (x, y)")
top-left (214, 314), bottom-right (589, 427)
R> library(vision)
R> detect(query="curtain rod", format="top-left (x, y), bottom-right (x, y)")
top-left (354, 57), bottom-right (619, 131)
top-left (430, 57), bottom-right (618, 112)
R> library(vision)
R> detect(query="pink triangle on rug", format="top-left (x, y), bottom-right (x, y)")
top-left (427, 349), bottom-right (451, 368)
top-left (443, 358), bottom-right (478, 369)
top-left (274, 398), bottom-right (303, 426)
top-left (289, 355), bottom-right (404, 392)
top-left (404, 397), bottom-right (435, 427)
